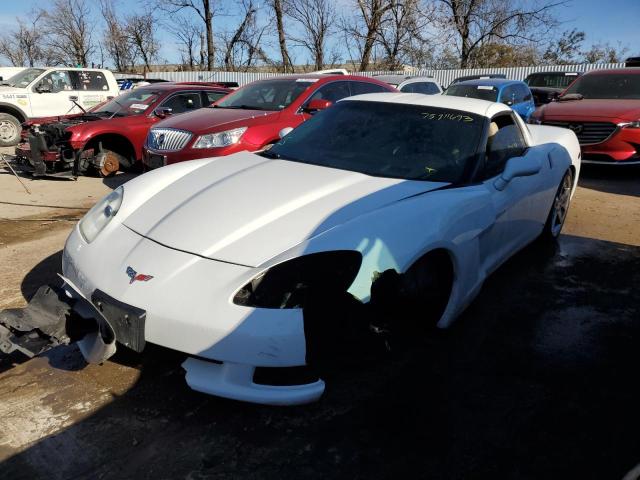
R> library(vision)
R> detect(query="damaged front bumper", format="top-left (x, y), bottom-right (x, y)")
top-left (0, 275), bottom-right (130, 364)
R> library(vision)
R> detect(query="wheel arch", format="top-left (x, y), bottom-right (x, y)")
top-left (84, 132), bottom-right (137, 164)
top-left (0, 103), bottom-right (27, 123)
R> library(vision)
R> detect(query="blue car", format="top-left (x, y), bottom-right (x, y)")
top-left (445, 79), bottom-right (536, 122)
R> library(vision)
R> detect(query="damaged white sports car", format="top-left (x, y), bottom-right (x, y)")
top-left (1, 93), bottom-right (580, 405)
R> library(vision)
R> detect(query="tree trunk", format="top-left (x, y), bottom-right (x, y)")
top-left (273, 0), bottom-right (293, 72)
top-left (204, 0), bottom-right (214, 70)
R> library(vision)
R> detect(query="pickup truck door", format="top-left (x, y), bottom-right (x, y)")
top-left (73, 71), bottom-right (112, 110)
top-left (30, 70), bottom-right (82, 117)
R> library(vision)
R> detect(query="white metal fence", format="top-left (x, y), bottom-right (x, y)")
top-left (145, 63), bottom-right (626, 87)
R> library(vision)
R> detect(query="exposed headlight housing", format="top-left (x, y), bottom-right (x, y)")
top-left (233, 251), bottom-right (362, 309)
top-left (192, 127), bottom-right (247, 149)
top-left (79, 186), bottom-right (124, 243)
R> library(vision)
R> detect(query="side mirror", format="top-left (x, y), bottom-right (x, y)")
top-left (279, 127), bottom-right (294, 139)
top-left (36, 83), bottom-right (52, 93)
top-left (303, 99), bottom-right (332, 114)
top-left (154, 107), bottom-right (173, 118)
top-left (494, 154), bottom-right (541, 191)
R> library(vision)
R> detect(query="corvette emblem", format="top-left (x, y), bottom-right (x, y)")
top-left (126, 266), bottom-right (154, 284)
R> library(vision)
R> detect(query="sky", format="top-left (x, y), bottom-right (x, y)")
top-left (0, 0), bottom-right (637, 67)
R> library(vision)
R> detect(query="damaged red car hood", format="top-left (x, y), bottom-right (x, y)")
top-left (123, 152), bottom-right (447, 267)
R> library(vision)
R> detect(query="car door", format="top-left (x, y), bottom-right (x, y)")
top-left (30, 70), bottom-right (79, 117)
top-left (478, 113), bottom-right (544, 274)
top-left (518, 84), bottom-right (536, 121)
top-left (73, 71), bottom-right (112, 110)
top-left (157, 91), bottom-right (204, 115)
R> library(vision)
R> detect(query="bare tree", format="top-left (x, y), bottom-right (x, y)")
top-left (542, 28), bottom-right (584, 65)
top-left (353, 0), bottom-right (394, 71)
top-left (220, 0), bottom-right (271, 71)
top-left (286, 0), bottom-right (335, 70)
top-left (435, 0), bottom-right (566, 68)
top-left (269, 0), bottom-right (294, 72)
top-left (223, 0), bottom-right (257, 70)
top-left (101, 0), bottom-right (137, 71)
top-left (377, 0), bottom-right (432, 69)
top-left (582, 41), bottom-right (629, 64)
top-left (0, 13), bottom-right (46, 67)
top-left (171, 15), bottom-right (202, 69)
top-left (41, 0), bottom-right (94, 66)
top-left (125, 14), bottom-right (160, 72)
top-left (155, 0), bottom-right (216, 70)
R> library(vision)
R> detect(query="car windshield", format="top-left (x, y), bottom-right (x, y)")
top-left (215, 79), bottom-right (313, 111)
top-left (91, 89), bottom-right (160, 116)
top-left (562, 73), bottom-right (640, 99)
top-left (1, 68), bottom-right (46, 88)
top-left (526, 73), bottom-right (579, 88)
top-left (445, 84), bottom-right (498, 102)
top-left (266, 101), bottom-right (484, 183)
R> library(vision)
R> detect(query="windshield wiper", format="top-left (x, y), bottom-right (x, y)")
top-left (260, 150), bottom-right (280, 159)
top-left (214, 104), bottom-right (271, 111)
top-left (557, 93), bottom-right (583, 101)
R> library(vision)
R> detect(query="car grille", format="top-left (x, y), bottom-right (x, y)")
top-left (542, 121), bottom-right (617, 145)
top-left (146, 128), bottom-right (193, 151)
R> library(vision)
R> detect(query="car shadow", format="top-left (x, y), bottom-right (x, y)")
top-left (1, 234), bottom-right (639, 479)
top-left (579, 164), bottom-right (640, 197)
top-left (101, 171), bottom-right (138, 190)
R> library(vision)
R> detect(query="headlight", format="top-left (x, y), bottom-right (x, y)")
top-left (79, 186), bottom-right (124, 243)
top-left (233, 251), bottom-right (362, 309)
top-left (192, 127), bottom-right (247, 149)
top-left (620, 120), bottom-right (640, 128)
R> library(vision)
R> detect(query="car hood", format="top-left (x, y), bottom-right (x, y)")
top-left (153, 107), bottom-right (280, 134)
top-left (0, 86), bottom-right (27, 94)
top-left (123, 152), bottom-right (448, 267)
top-left (540, 99), bottom-right (640, 121)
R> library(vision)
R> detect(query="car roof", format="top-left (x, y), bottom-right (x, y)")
top-left (452, 78), bottom-right (523, 87)
top-left (526, 71), bottom-right (582, 76)
top-left (343, 91), bottom-right (510, 117)
top-left (134, 82), bottom-right (230, 92)
top-left (399, 76), bottom-right (439, 83)
top-left (583, 67), bottom-right (640, 75)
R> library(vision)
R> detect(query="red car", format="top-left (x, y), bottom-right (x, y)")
top-left (142, 74), bottom-right (395, 168)
top-left (529, 68), bottom-right (640, 165)
top-left (15, 82), bottom-right (231, 177)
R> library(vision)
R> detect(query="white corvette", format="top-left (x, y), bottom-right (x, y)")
top-left (56, 93), bottom-right (580, 405)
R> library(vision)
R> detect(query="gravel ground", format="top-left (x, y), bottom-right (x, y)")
top-left (0, 155), bottom-right (639, 480)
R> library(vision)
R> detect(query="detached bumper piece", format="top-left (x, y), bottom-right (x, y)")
top-left (0, 285), bottom-right (80, 357)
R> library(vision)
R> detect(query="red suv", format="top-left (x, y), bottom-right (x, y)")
top-left (142, 74), bottom-right (395, 168)
top-left (529, 68), bottom-right (640, 165)
top-left (15, 82), bottom-right (230, 177)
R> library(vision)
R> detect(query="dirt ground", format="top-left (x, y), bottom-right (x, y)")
top-left (0, 155), bottom-right (639, 480)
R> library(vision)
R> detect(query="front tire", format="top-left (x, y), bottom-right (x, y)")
top-left (0, 113), bottom-right (21, 147)
top-left (541, 169), bottom-right (573, 241)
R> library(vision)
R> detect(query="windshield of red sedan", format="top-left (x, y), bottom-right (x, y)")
top-left (266, 101), bottom-right (484, 183)
top-left (563, 73), bottom-right (640, 99)
top-left (91, 89), bottom-right (160, 116)
top-left (214, 79), bottom-right (313, 111)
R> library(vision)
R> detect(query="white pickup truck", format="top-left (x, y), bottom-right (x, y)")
top-left (0, 67), bottom-right (120, 146)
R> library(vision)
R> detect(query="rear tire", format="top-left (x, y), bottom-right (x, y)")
top-left (0, 113), bottom-right (21, 147)
top-left (541, 169), bottom-right (573, 241)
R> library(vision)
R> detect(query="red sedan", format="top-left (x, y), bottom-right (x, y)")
top-left (15, 82), bottom-right (231, 177)
top-left (142, 74), bottom-right (395, 168)
top-left (530, 68), bottom-right (640, 165)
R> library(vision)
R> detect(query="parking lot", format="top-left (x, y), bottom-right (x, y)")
top-left (0, 152), bottom-right (638, 479)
